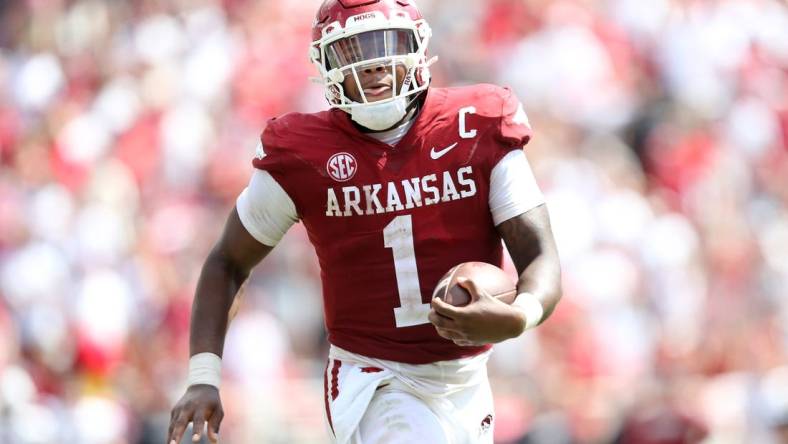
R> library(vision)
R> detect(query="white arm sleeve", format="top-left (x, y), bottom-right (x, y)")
top-left (236, 170), bottom-right (298, 247)
top-left (489, 149), bottom-right (545, 226)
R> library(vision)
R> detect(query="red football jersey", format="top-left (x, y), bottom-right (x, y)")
top-left (253, 84), bottom-right (532, 364)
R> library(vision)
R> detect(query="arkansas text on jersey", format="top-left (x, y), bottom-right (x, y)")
top-left (326, 166), bottom-right (477, 217)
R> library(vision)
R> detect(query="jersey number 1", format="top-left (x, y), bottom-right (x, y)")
top-left (383, 215), bottom-right (431, 327)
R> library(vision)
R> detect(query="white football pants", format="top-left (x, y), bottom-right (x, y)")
top-left (324, 346), bottom-right (495, 444)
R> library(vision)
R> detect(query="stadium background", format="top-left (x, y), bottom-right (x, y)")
top-left (1, 0), bottom-right (787, 442)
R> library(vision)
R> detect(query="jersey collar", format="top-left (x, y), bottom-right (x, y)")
top-left (329, 87), bottom-right (447, 152)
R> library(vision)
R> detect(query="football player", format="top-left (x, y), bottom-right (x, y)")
top-left (168, 0), bottom-right (561, 443)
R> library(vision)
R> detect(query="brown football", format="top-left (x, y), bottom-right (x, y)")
top-left (432, 262), bottom-right (517, 307)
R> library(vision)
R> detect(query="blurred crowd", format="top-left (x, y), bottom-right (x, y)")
top-left (0, 0), bottom-right (786, 443)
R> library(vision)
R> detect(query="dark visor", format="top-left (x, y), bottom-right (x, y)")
top-left (326, 29), bottom-right (416, 70)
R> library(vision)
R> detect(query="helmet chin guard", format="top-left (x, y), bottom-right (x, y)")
top-left (350, 96), bottom-right (408, 131)
top-left (309, 1), bottom-right (435, 129)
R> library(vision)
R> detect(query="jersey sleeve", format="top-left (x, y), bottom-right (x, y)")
top-left (496, 87), bottom-right (532, 149)
top-left (488, 149), bottom-right (545, 225)
top-left (252, 121), bottom-right (286, 176)
top-left (236, 167), bottom-right (298, 247)
top-left (249, 117), bottom-right (307, 215)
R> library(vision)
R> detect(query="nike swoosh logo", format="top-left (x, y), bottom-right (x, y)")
top-left (430, 142), bottom-right (459, 160)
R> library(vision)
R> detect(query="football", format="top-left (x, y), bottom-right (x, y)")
top-left (432, 262), bottom-right (517, 307)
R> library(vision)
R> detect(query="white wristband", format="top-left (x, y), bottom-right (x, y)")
top-left (187, 352), bottom-right (222, 389)
top-left (513, 293), bottom-right (544, 330)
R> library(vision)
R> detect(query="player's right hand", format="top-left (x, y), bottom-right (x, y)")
top-left (168, 384), bottom-right (223, 444)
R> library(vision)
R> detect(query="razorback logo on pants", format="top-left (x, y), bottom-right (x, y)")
top-left (480, 414), bottom-right (493, 434)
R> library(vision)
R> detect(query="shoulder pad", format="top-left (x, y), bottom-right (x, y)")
top-left (262, 111), bottom-right (333, 149)
top-left (443, 83), bottom-right (512, 118)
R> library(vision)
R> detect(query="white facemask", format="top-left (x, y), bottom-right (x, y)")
top-left (350, 97), bottom-right (408, 131)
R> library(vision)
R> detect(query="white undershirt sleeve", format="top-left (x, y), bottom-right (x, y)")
top-left (236, 169), bottom-right (298, 247)
top-left (489, 149), bottom-right (545, 226)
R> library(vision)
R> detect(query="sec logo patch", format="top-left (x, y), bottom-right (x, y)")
top-left (327, 152), bottom-right (357, 182)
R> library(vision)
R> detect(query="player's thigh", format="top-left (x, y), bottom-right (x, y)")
top-left (354, 385), bottom-right (449, 444)
top-left (444, 377), bottom-right (495, 443)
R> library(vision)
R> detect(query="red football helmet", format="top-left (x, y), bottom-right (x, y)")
top-left (309, 0), bottom-right (435, 129)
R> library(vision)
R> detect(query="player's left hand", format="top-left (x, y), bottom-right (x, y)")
top-left (428, 278), bottom-right (526, 346)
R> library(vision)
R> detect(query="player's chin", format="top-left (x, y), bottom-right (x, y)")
top-left (363, 94), bottom-right (391, 103)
